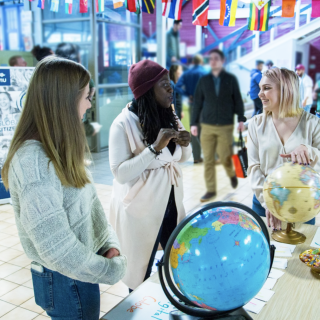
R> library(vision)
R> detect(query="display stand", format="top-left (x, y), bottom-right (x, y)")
top-left (0, 66), bottom-right (34, 205)
top-left (0, 174), bottom-right (10, 204)
top-left (169, 308), bottom-right (253, 320)
top-left (272, 222), bottom-right (306, 244)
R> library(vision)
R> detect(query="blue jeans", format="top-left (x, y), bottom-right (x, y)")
top-left (252, 195), bottom-right (315, 225)
top-left (304, 105), bottom-right (312, 113)
top-left (31, 265), bottom-right (100, 320)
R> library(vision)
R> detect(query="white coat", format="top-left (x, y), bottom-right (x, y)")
top-left (109, 104), bottom-right (192, 289)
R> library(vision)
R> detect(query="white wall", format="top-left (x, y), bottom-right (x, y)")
top-left (294, 42), bottom-right (310, 73)
top-left (227, 38), bottom-right (300, 99)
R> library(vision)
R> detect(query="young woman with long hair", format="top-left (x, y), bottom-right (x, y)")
top-left (248, 67), bottom-right (320, 230)
top-left (109, 60), bottom-right (191, 291)
top-left (1, 56), bottom-right (127, 320)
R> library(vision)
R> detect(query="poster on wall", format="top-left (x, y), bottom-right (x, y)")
top-left (0, 67), bottom-right (34, 204)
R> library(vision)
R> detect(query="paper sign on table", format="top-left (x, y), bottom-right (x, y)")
top-left (271, 241), bottom-right (296, 253)
top-left (155, 250), bottom-right (164, 260)
top-left (255, 288), bottom-right (275, 302)
top-left (268, 268), bottom-right (285, 280)
top-left (274, 247), bottom-right (292, 257)
top-left (102, 282), bottom-right (176, 320)
top-left (272, 258), bottom-right (288, 269)
top-left (262, 277), bottom-right (277, 290)
top-left (310, 227), bottom-right (320, 248)
top-left (243, 298), bottom-right (265, 314)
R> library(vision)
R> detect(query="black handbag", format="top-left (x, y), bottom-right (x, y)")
top-left (232, 131), bottom-right (248, 178)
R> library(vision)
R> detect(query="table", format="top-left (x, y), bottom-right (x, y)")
top-left (102, 221), bottom-right (320, 320)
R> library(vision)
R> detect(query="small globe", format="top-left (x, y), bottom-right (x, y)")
top-left (263, 163), bottom-right (320, 223)
top-left (167, 205), bottom-right (271, 312)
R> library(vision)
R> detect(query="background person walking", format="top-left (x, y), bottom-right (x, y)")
top-left (175, 54), bottom-right (207, 163)
top-left (191, 49), bottom-right (246, 203)
top-left (249, 60), bottom-right (264, 116)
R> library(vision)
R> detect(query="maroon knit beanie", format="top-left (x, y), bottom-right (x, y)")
top-left (128, 60), bottom-right (168, 99)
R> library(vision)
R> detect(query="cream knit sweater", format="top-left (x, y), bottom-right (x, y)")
top-left (8, 140), bottom-right (126, 285)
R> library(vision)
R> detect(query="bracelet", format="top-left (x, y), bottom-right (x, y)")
top-left (148, 144), bottom-right (161, 156)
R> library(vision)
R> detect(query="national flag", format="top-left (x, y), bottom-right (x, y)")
top-left (127, 0), bottom-right (137, 12)
top-left (162, 0), bottom-right (183, 20)
top-left (248, 1), bottom-right (271, 31)
top-left (65, 0), bottom-right (72, 14)
top-left (96, 0), bottom-right (104, 12)
top-left (312, 0), bottom-right (320, 17)
top-left (50, 0), bottom-right (59, 12)
top-left (37, 0), bottom-right (45, 9)
top-left (219, 0), bottom-right (238, 27)
top-left (193, 0), bottom-right (209, 26)
top-left (282, 0), bottom-right (295, 17)
top-left (113, 0), bottom-right (125, 8)
top-left (79, 0), bottom-right (88, 13)
top-left (142, 0), bottom-right (155, 14)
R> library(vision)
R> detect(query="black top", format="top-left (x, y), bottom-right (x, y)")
top-left (129, 99), bottom-right (176, 156)
top-left (192, 70), bottom-right (246, 126)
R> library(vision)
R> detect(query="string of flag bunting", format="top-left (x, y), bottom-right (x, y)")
top-left (31, 0), bottom-right (320, 31)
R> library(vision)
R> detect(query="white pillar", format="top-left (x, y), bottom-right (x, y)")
top-left (237, 45), bottom-right (241, 60)
top-left (167, 19), bottom-right (174, 31)
top-left (31, 1), bottom-right (42, 45)
top-left (219, 42), bottom-right (224, 51)
top-left (270, 28), bottom-right (275, 42)
top-left (295, 0), bottom-right (301, 30)
top-left (254, 31), bottom-right (260, 51)
top-left (156, 0), bottom-right (166, 67)
top-left (307, 7), bottom-right (311, 24)
top-left (196, 26), bottom-right (202, 52)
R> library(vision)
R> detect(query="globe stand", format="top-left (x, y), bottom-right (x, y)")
top-left (272, 222), bottom-right (306, 244)
top-left (169, 308), bottom-right (253, 320)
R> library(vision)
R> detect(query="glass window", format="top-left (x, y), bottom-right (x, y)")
top-left (42, 1), bottom-right (90, 20)
top-left (43, 21), bottom-right (91, 44)
top-left (97, 22), bottom-right (139, 84)
top-left (3, 5), bottom-right (24, 51)
top-left (98, 86), bottom-right (133, 148)
top-left (96, 0), bottom-right (139, 24)
top-left (274, 19), bottom-right (295, 40)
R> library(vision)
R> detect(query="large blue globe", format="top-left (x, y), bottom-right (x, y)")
top-left (170, 206), bottom-right (271, 311)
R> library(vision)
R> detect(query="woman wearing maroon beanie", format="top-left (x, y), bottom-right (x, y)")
top-left (109, 60), bottom-right (192, 290)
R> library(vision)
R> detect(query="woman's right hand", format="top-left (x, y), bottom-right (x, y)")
top-left (153, 129), bottom-right (178, 152)
top-left (266, 209), bottom-right (282, 231)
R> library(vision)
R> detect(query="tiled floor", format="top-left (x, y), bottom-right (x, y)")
top-left (0, 154), bottom-right (319, 319)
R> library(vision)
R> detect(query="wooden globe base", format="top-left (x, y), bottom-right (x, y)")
top-left (272, 223), bottom-right (306, 244)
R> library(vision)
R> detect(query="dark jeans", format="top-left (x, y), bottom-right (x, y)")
top-left (31, 265), bottom-right (100, 320)
top-left (129, 187), bottom-right (177, 293)
top-left (252, 195), bottom-right (315, 225)
top-left (252, 97), bottom-right (263, 117)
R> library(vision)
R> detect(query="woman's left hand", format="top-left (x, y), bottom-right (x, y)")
top-left (280, 145), bottom-right (310, 165)
top-left (173, 130), bottom-right (191, 147)
top-left (104, 248), bottom-right (120, 259)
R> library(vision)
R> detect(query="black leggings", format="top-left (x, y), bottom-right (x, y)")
top-left (129, 187), bottom-right (178, 292)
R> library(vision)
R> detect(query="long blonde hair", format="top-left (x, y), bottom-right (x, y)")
top-left (2, 56), bottom-right (91, 189)
top-left (264, 67), bottom-right (302, 118)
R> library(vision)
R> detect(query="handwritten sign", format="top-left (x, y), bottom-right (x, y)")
top-left (102, 282), bottom-right (177, 320)
top-left (310, 227), bottom-right (320, 248)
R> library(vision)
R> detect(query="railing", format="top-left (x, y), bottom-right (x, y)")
top-left (199, 2), bottom-right (312, 62)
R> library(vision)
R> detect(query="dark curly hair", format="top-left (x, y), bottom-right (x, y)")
top-left (136, 89), bottom-right (179, 146)
top-left (31, 45), bottom-right (53, 61)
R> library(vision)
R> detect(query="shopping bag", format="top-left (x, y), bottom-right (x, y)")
top-left (232, 131), bottom-right (248, 178)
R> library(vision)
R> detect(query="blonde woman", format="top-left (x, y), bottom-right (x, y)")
top-left (248, 67), bottom-right (320, 231)
top-left (1, 56), bottom-right (126, 320)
